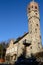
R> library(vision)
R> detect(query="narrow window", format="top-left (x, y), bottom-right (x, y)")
top-left (14, 54), bottom-right (17, 60)
top-left (36, 24), bottom-right (38, 26)
top-left (35, 6), bottom-right (37, 9)
top-left (32, 6), bottom-right (33, 8)
top-left (30, 46), bottom-right (32, 49)
top-left (36, 13), bottom-right (37, 15)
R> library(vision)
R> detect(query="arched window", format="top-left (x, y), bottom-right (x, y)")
top-left (36, 24), bottom-right (38, 26)
top-left (35, 6), bottom-right (37, 9)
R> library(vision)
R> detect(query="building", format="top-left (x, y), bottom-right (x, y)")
top-left (27, 1), bottom-right (42, 54)
top-left (5, 0), bottom-right (43, 63)
top-left (5, 39), bottom-right (18, 63)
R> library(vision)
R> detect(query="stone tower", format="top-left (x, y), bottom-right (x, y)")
top-left (27, 1), bottom-right (42, 54)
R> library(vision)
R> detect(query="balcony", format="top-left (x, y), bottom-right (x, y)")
top-left (23, 39), bottom-right (31, 46)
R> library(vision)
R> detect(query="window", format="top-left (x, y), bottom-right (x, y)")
top-left (6, 55), bottom-right (10, 61)
top-left (14, 54), bottom-right (17, 60)
top-left (30, 46), bottom-right (32, 49)
top-left (35, 6), bottom-right (37, 9)
top-left (32, 6), bottom-right (33, 8)
top-left (38, 42), bottom-right (40, 44)
top-left (36, 13), bottom-right (37, 15)
top-left (36, 24), bottom-right (38, 26)
top-left (35, 28), bottom-right (37, 31)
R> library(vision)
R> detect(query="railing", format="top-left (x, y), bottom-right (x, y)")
top-left (23, 39), bottom-right (31, 46)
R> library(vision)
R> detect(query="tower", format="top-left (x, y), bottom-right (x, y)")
top-left (27, 1), bottom-right (42, 54)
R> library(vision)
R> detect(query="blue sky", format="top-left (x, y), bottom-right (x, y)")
top-left (0, 0), bottom-right (43, 45)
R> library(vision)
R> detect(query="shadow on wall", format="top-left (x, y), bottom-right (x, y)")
top-left (14, 53), bottom-right (43, 65)
top-left (14, 43), bottom-right (43, 65)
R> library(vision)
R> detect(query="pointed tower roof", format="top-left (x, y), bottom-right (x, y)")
top-left (28, 1), bottom-right (39, 9)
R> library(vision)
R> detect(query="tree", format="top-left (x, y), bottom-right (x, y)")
top-left (0, 42), bottom-right (6, 59)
